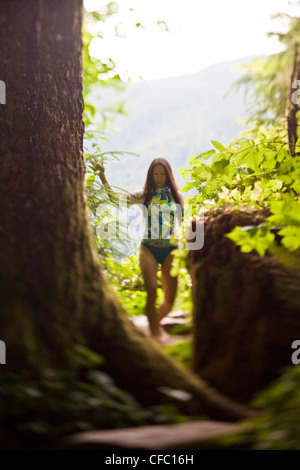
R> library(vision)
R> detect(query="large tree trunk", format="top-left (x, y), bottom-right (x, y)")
top-left (286, 43), bottom-right (300, 157)
top-left (0, 0), bottom-right (255, 423)
top-left (189, 208), bottom-right (300, 404)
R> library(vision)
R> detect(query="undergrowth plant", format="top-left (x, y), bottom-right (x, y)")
top-left (0, 346), bottom-right (190, 449)
top-left (179, 125), bottom-right (300, 258)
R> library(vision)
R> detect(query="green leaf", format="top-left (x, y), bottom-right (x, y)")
top-left (211, 158), bottom-right (230, 176)
top-left (269, 201), bottom-right (300, 226)
top-left (86, 174), bottom-right (95, 188)
top-left (226, 225), bottom-right (275, 257)
top-left (211, 140), bottom-right (226, 152)
top-left (234, 146), bottom-right (264, 171)
top-left (278, 226), bottom-right (300, 251)
top-left (292, 180), bottom-right (300, 193)
top-left (194, 149), bottom-right (216, 161)
top-left (262, 149), bottom-right (278, 169)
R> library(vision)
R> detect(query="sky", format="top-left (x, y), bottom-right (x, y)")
top-left (84, 0), bottom-right (299, 81)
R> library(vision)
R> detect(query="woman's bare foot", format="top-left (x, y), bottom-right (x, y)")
top-left (152, 326), bottom-right (170, 344)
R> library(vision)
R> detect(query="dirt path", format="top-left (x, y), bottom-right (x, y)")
top-left (130, 310), bottom-right (191, 345)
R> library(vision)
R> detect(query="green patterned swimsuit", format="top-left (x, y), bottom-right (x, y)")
top-left (128, 186), bottom-right (183, 262)
top-left (142, 187), bottom-right (178, 245)
top-left (140, 187), bottom-right (182, 263)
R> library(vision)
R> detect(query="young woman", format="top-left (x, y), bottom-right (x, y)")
top-left (94, 157), bottom-right (184, 342)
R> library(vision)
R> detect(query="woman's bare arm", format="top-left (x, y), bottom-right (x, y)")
top-left (91, 161), bottom-right (129, 203)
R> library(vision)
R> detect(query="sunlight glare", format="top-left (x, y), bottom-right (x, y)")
top-left (84, 0), bottom-right (299, 81)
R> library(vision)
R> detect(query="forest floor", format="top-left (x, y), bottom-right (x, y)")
top-left (58, 311), bottom-right (250, 450)
top-left (130, 310), bottom-right (191, 345)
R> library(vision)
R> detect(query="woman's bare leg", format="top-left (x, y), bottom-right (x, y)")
top-left (139, 245), bottom-right (160, 337)
top-left (158, 252), bottom-right (178, 321)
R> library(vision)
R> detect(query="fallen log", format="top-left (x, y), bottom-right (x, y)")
top-left (189, 207), bottom-right (300, 403)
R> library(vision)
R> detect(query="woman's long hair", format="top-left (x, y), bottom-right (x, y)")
top-left (142, 158), bottom-right (184, 214)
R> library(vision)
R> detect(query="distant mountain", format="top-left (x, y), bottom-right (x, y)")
top-left (90, 55), bottom-right (256, 192)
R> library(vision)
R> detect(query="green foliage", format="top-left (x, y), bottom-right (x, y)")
top-left (82, 1), bottom-right (192, 327)
top-left (82, 2), bottom-right (138, 261)
top-left (82, 3), bottom-right (125, 128)
top-left (226, 224), bottom-right (275, 257)
top-left (84, 129), bottom-right (141, 261)
top-left (211, 14), bottom-right (300, 256)
top-left (171, 264), bottom-right (193, 314)
top-left (103, 252), bottom-right (146, 316)
top-left (0, 346), bottom-right (190, 449)
top-left (164, 337), bottom-right (192, 369)
top-left (205, 366), bottom-right (300, 450)
top-left (103, 251), bottom-right (192, 317)
top-left (231, 55), bottom-right (289, 129)
top-left (240, 365), bottom-right (300, 450)
top-left (179, 125), bottom-right (300, 257)
top-left (229, 15), bottom-right (300, 129)
top-left (80, 8), bottom-right (300, 451)
top-left (268, 201), bottom-right (300, 251)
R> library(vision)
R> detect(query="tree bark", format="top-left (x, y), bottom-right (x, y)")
top-left (286, 43), bottom-right (300, 156)
top-left (189, 208), bottom-right (300, 403)
top-left (0, 0), bottom-right (256, 423)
